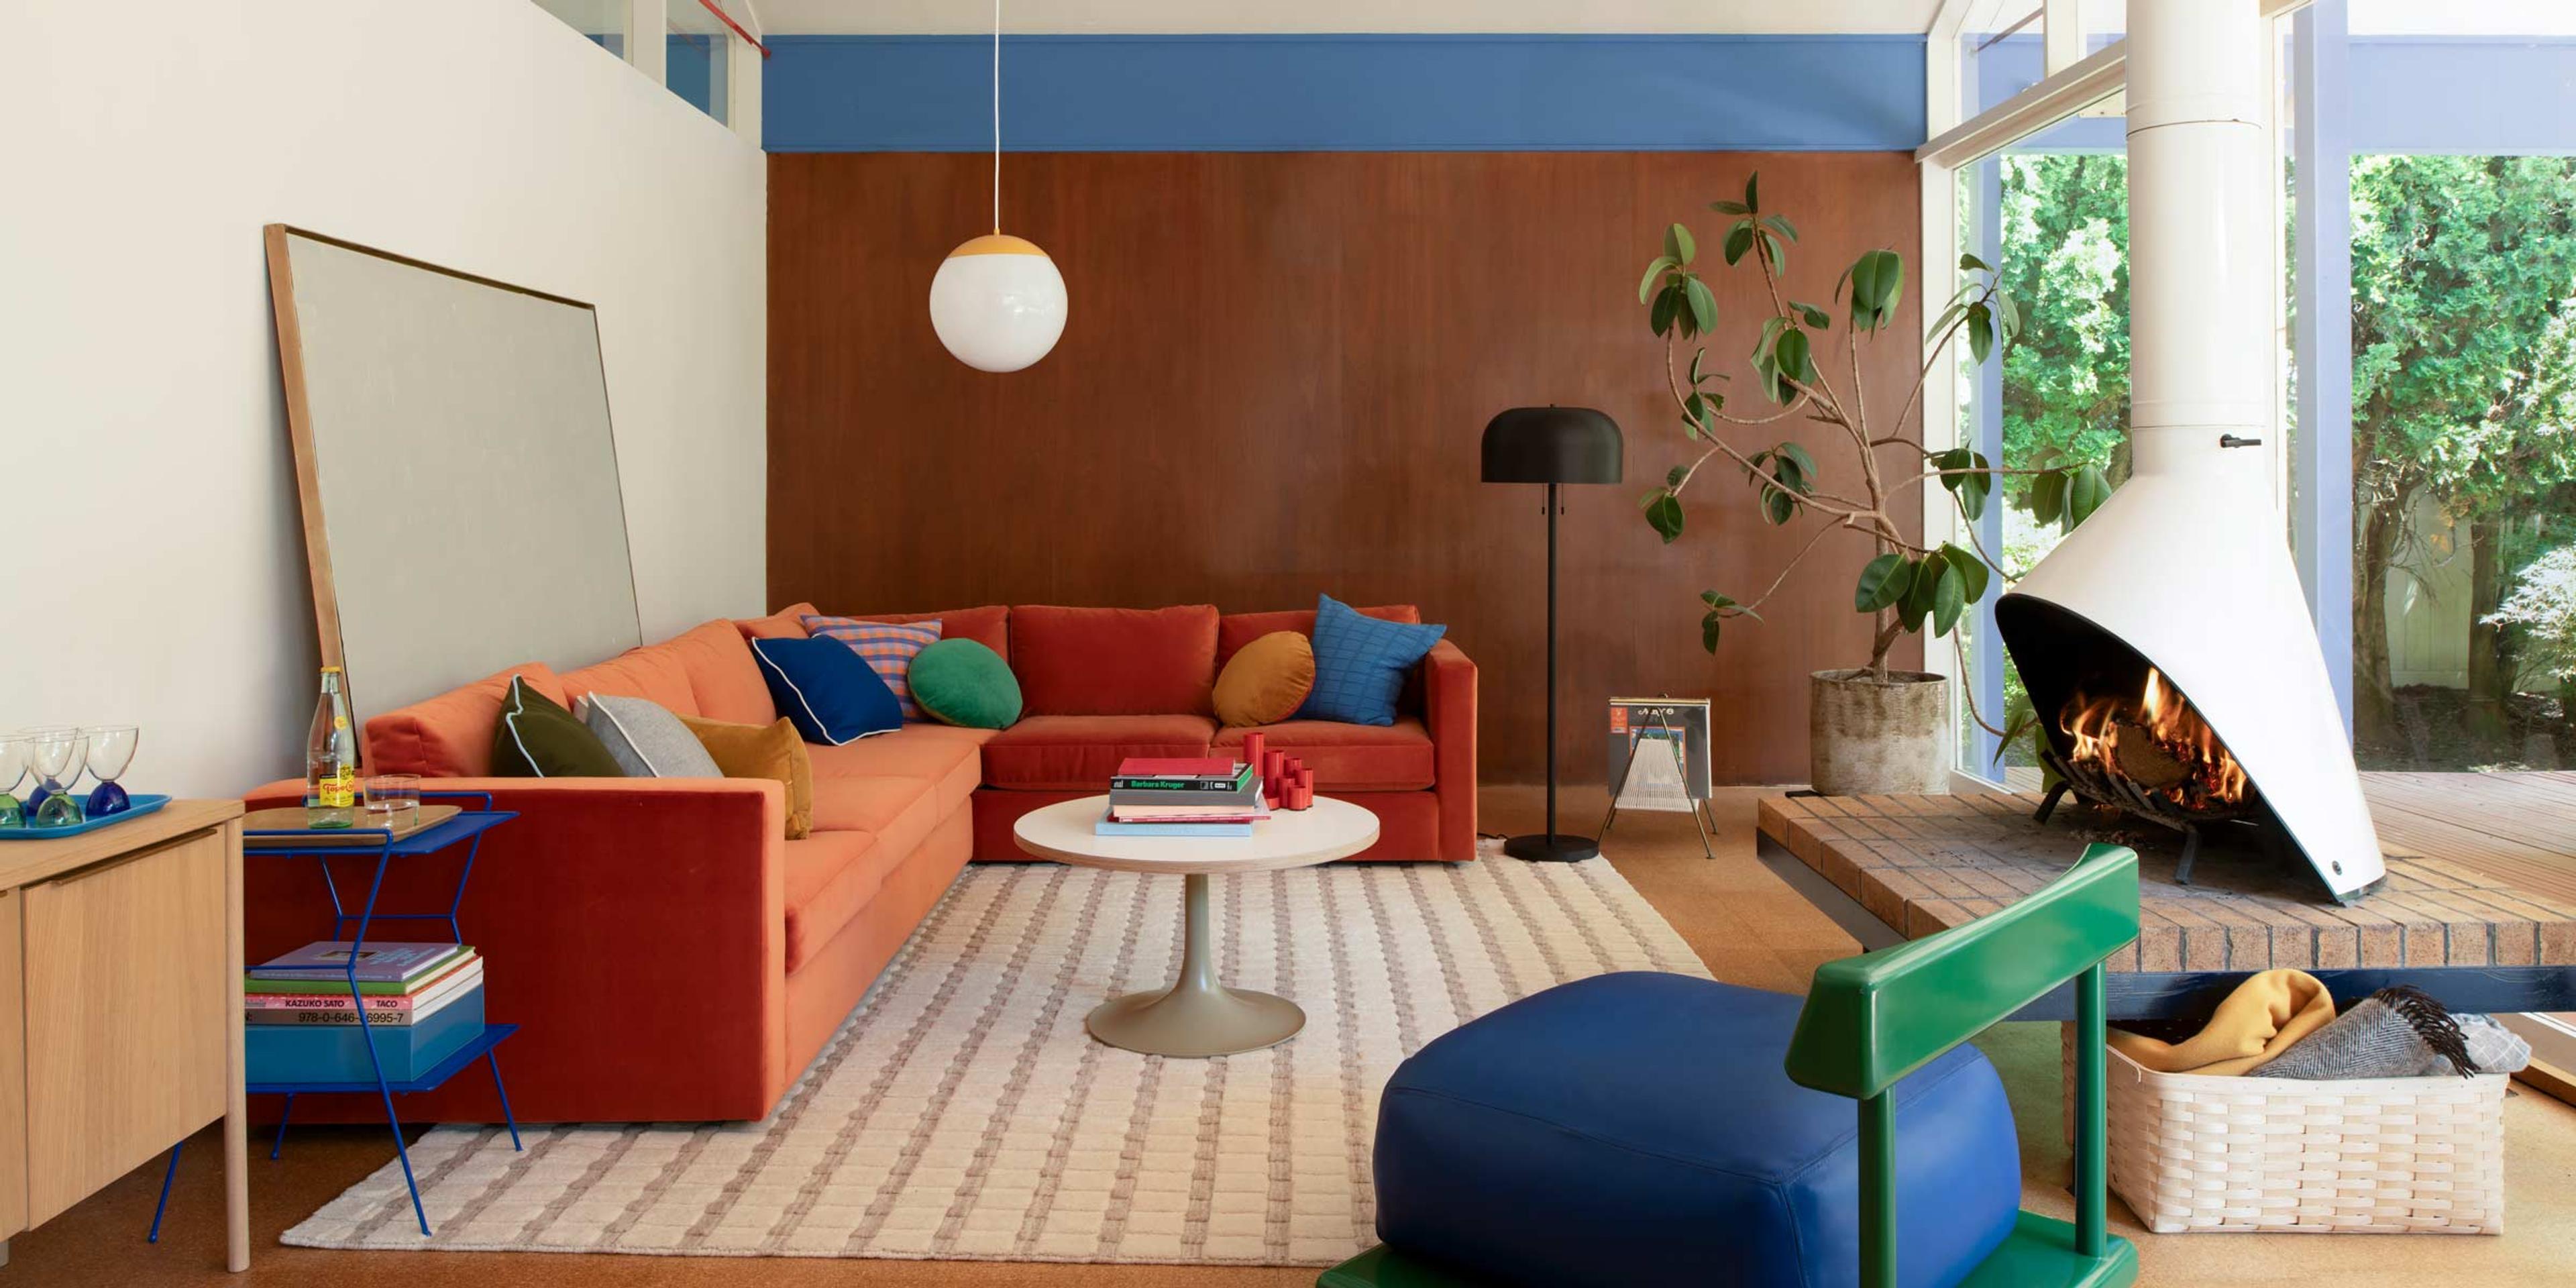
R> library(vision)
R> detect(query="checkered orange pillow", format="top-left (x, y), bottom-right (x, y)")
top-left (800, 616), bottom-right (943, 719)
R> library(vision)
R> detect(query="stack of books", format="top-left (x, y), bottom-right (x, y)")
top-left (1098, 757), bottom-right (1267, 837)
top-left (243, 941), bottom-right (486, 1083)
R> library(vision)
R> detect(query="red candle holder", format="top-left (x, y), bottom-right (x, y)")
top-left (1241, 731), bottom-right (1267, 773)
top-left (1290, 767), bottom-right (1316, 810)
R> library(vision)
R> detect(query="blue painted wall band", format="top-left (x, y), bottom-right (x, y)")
top-left (764, 34), bottom-right (1929, 153)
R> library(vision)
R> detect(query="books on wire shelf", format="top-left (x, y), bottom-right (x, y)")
top-left (244, 940), bottom-right (490, 1081)
top-left (1099, 757), bottom-right (1266, 837)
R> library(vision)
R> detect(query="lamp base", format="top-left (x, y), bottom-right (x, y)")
top-left (1501, 833), bottom-right (1600, 863)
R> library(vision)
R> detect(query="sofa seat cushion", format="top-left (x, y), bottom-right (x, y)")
top-left (1373, 972), bottom-right (2021, 1288)
top-left (1212, 718), bottom-right (1436, 791)
top-left (808, 773), bottom-right (953, 860)
top-left (666, 620), bottom-right (778, 725)
top-left (364, 663), bottom-right (564, 777)
top-left (560, 643), bottom-right (702, 717)
top-left (980, 714), bottom-right (1217, 791)
top-left (806, 722), bottom-right (994, 788)
top-left (1010, 604), bottom-right (1220, 716)
top-left (783, 830), bottom-right (900, 973)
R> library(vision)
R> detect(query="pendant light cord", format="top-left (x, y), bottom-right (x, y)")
top-left (991, 0), bottom-right (1002, 235)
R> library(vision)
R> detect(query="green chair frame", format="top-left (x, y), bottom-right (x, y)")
top-left (1322, 842), bottom-right (2143, 1288)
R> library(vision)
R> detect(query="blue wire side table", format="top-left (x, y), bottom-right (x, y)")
top-left (163, 791), bottom-right (525, 1240)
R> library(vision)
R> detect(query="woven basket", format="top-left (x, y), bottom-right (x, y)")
top-left (2087, 1042), bottom-right (2506, 1234)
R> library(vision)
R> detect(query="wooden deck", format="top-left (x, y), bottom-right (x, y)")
top-left (1755, 774), bottom-right (2576, 1005)
top-left (2367, 772), bottom-right (2576, 906)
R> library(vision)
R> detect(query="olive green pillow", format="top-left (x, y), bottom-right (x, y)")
top-left (910, 639), bottom-right (1022, 729)
top-left (492, 676), bottom-right (627, 777)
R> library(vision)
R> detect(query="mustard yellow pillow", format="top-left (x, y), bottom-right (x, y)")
top-left (1215, 631), bottom-right (1317, 727)
top-left (680, 715), bottom-right (814, 839)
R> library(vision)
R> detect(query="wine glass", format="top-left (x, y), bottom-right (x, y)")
top-left (83, 724), bottom-right (140, 818)
top-left (28, 727), bottom-right (87, 827)
top-left (0, 735), bottom-right (27, 828)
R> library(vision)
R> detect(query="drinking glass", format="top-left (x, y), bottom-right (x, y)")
top-left (364, 773), bottom-right (423, 832)
top-left (82, 724), bottom-right (140, 817)
top-left (0, 735), bottom-right (28, 828)
top-left (27, 727), bottom-right (87, 827)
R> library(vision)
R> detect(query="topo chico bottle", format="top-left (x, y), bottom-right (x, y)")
top-left (305, 665), bottom-right (358, 828)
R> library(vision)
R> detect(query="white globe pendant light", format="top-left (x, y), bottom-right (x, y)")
top-left (930, 0), bottom-right (1066, 372)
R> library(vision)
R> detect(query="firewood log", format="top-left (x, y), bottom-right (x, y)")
top-left (2110, 718), bottom-right (2191, 790)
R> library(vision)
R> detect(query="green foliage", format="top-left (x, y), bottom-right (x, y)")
top-left (1992, 154), bottom-right (2132, 511)
top-left (1632, 170), bottom-right (2112, 667)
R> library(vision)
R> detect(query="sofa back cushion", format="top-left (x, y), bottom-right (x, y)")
top-left (734, 602), bottom-right (820, 642)
top-left (363, 662), bottom-right (565, 777)
top-left (665, 620), bottom-right (777, 724)
top-left (1218, 604), bottom-right (1420, 666)
top-left (848, 606), bottom-right (1011, 663)
top-left (1011, 604), bottom-right (1220, 716)
top-left (559, 643), bottom-right (702, 718)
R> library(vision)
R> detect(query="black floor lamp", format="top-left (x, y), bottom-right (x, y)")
top-left (1481, 407), bottom-right (1623, 862)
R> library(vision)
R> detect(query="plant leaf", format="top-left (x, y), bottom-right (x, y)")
top-left (1930, 559), bottom-right (1967, 637)
top-left (2029, 469), bottom-right (2067, 525)
top-left (1708, 199), bottom-right (1750, 215)
top-left (1646, 491), bottom-right (1685, 543)
top-left (1764, 213), bottom-right (1799, 242)
top-left (1664, 223), bottom-right (1696, 266)
top-left (1966, 301), bottom-right (1993, 364)
top-left (1723, 223), bottom-right (1755, 266)
top-left (1701, 608), bottom-right (1724, 653)
top-left (1854, 552), bottom-right (1912, 612)
top-left (1651, 284), bottom-right (1680, 337)
top-left (2065, 465), bottom-right (2112, 529)
top-left (1774, 328), bottom-right (1811, 388)
top-left (1796, 302), bottom-right (1831, 329)
top-left (1776, 441), bottom-right (1817, 485)
top-left (1900, 555), bottom-right (1940, 631)
top-left (1960, 252), bottom-right (1992, 273)
top-left (1941, 542), bottom-right (1990, 603)
top-left (1684, 276), bottom-right (1719, 335)
top-left (1744, 172), bottom-right (1760, 213)
top-left (1666, 464), bottom-right (1690, 488)
top-left (1638, 256), bottom-right (1676, 304)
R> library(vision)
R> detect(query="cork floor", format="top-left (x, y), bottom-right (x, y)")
top-left (22, 784), bottom-right (2576, 1287)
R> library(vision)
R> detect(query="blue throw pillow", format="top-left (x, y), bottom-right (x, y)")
top-left (749, 636), bottom-right (902, 745)
top-left (1298, 594), bottom-right (1447, 727)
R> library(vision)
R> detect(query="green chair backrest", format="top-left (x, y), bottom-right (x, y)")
top-left (1783, 842), bottom-right (2141, 1288)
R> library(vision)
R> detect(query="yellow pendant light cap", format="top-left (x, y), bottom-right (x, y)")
top-left (946, 233), bottom-right (1052, 259)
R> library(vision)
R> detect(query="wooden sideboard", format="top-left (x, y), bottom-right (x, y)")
top-left (0, 800), bottom-right (246, 1271)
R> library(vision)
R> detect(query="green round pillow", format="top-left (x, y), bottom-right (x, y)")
top-left (909, 639), bottom-right (1022, 729)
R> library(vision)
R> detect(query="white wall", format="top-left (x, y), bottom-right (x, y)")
top-left (1, 0), bottom-right (767, 797)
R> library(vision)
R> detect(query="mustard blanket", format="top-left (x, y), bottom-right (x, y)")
top-left (2106, 968), bottom-right (2337, 1076)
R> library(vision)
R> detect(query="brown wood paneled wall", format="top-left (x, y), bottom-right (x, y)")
top-left (769, 151), bottom-right (1924, 784)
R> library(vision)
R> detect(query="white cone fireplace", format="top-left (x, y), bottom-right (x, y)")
top-left (1994, 0), bottom-right (2386, 902)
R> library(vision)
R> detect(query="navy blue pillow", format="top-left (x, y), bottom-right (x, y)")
top-left (1297, 594), bottom-right (1447, 727)
top-left (749, 636), bottom-right (902, 745)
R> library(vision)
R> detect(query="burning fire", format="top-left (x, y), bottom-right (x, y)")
top-left (2059, 667), bottom-right (2249, 812)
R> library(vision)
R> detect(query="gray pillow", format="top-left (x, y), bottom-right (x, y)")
top-left (576, 693), bottom-right (724, 778)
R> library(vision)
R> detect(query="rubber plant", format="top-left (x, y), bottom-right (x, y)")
top-left (1636, 172), bottom-right (2113, 700)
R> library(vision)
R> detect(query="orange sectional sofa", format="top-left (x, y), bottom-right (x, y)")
top-left (244, 602), bottom-right (1475, 1124)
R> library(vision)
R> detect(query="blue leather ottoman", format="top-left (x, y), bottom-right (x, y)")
top-left (1372, 972), bottom-right (2022, 1288)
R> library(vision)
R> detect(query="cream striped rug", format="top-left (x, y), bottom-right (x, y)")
top-left (283, 845), bottom-right (1706, 1265)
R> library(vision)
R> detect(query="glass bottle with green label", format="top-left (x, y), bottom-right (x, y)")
top-left (305, 665), bottom-right (358, 828)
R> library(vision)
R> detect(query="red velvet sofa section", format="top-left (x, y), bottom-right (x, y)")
top-left (244, 601), bottom-right (1474, 1124)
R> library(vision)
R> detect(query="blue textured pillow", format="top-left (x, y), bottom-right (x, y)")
top-left (1297, 594), bottom-right (1447, 727)
top-left (748, 636), bottom-right (902, 745)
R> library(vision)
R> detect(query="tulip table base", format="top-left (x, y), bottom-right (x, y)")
top-left (1085, 872), bottom-right (1305, 1057)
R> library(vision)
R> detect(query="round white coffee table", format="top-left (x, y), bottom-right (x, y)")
top-left (1012, 794), bottom-right (1379, 1057)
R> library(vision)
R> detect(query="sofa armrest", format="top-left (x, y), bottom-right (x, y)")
top-left (242, 775), bottom-right (793, 1122)
top-left (1422, 640), bottom-right (1479, 861)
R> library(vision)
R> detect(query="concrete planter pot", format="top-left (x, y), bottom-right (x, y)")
top-left (1809, 668), bottom-right (1949, 796)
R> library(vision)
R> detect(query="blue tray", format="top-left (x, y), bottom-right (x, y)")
top-left (0, 792), bottom-right (170, 840)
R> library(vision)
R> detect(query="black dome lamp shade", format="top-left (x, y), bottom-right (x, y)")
top-left (1480, 407), bottom-right (1622, 862)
